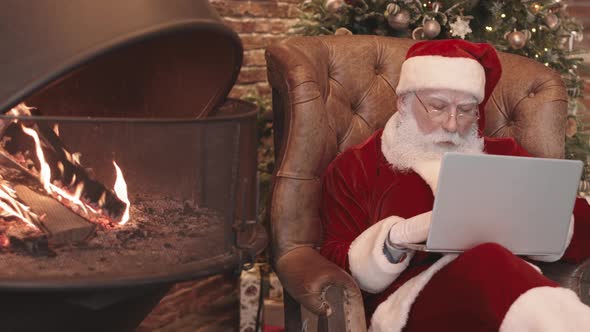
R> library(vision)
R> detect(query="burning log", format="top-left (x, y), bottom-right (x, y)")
top-left (14, 185), bottom-right (96, 244)
top-left (0, 104), bottom-right (132, 251)
top-left (0, 172), bottom-right (95, 248)
top-left (0, 179), bottom-right (49, 254)
top-left (0, 119), bottom-right (127, 221)
top-left (0, 187), bottom-right (54, 256)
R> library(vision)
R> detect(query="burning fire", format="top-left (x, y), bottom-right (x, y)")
top-left (0, 184), bottom-right (39, 228)
top-left (0, 103), bottom-right (132, 230)
top-left (21, 126), bottom-right (53, 194)
top-left (22, 124), bottom-right (95, 215)
top-left (113, 161), bottom-right (130, 225)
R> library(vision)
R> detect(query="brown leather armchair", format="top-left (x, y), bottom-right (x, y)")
top-left (265, 35), bottom-right (590, 332)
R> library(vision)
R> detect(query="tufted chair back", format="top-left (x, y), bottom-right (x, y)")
top-left (265, 35), bottom-right (568, 331)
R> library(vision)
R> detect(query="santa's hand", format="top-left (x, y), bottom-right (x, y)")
top-left (388, 211), bottom-right (433, 245)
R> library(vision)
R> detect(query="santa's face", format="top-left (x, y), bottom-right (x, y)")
top-left (402, 89), bottom-right (479, 139)
top-left (382, 89), bottom-right (483, 170)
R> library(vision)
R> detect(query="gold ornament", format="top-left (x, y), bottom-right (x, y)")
top-left (566, 117), bottom-right (578, 138)
top-left (325, 0), bottom-right (345, 13)
top-left (384, 3), bottom-right (400, 17)
top-left (334, 27), bottom-right (353, 36)
top-left (423, 19), bottom-right (441, 39)
top-left (544, 13), bottom-right (560, 31)
top-left (388, 9), bottom-right (411, 31)
top-left (530, 2), bottom-right (542, 14)
top-left (506, 31), bottom-right (527, 49)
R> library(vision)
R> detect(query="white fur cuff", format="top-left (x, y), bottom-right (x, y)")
top-left (500, 286), bottom-right (590, 332)
top-left (348, 215), bottom-right (414, 294)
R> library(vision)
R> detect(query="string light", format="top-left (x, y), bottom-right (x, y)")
top-left (532, 28), bottom-right (537, 33)
top-left (501, 13), bottom-right (506, 18)
top-left (544, 47), bottom-right (549, 51)
top-left (544, 63), bottom-right (550, 66)
top-left (485, 26), bottom-right (493, 31)
top-left (535, 54), bottom-right (540, 58)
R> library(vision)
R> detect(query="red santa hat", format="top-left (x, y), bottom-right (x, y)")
top-left (395, 39), bottom-right (502, 132)
top-left (396, 39), bottom-right (502, 107)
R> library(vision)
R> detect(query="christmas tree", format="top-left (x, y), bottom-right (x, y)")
top-left (295, 0), bottom-right (590, 169)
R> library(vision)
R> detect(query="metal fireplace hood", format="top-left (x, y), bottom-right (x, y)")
top-left (0, 0), bottom-right (243, 117)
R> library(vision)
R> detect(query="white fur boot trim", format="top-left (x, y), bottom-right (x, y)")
top-left (500, 286), bottom-right (590, 332)
top-left (369, 254), bottom-right (458, 332)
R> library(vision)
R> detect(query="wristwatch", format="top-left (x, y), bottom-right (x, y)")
top-left (383, 234), bottom-right (409, 264)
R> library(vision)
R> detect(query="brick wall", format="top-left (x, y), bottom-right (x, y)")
top-left (210, 0), bottom-right (301, 99)
top-left (212, 1), bottom-right (590, 102)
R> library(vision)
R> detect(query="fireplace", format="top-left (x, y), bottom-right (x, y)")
top-left (0, 1), bottom-right (264, 331)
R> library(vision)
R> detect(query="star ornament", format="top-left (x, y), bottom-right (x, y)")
top-left (450, 17), bottom-right (472, 39)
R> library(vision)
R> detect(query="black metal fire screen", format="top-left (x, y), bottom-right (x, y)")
top-left (0, 100), bottom-right (258, 289)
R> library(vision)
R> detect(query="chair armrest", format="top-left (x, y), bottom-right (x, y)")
top-left (539, 258), bottom-right (590, 305)
top-left (275, 246), bottom-right (366, 330)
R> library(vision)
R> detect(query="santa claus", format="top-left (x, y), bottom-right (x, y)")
top-left (319, 39), bottom-right (590, 331)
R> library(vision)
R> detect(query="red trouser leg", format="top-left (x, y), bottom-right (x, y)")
top-left (404, 243), bottom-right (558, 332)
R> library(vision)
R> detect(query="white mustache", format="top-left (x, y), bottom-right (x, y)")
top-left (425, 130), bottom-right (465, 146)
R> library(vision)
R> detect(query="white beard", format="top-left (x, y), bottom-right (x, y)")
top-left (381, 107), bottom-right (484, 171)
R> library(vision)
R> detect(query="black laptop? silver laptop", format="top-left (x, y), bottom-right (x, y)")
top-left (399, 153), bottom-right (583, 256)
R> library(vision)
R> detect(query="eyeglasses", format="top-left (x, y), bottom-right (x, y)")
top-left (414, 92), bottom-right (479, 126)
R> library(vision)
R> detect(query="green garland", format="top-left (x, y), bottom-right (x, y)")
top-left (295, 0), bottom-right (590, 176)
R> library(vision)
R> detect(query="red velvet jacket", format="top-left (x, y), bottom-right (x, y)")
top-left (319, 129), bottom-right (590, 318)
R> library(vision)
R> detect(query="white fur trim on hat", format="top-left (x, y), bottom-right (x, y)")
top-left (396, 55), bottom-right (486, 102)
top-left (499, 286), bottom-right (590, 331)
top-left (348, 215), bottom-right (414, 294)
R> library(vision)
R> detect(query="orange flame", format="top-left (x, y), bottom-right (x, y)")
top-left (21, 125), bottom-right (96, 215)
top-left (0, 184), bottom-right (39, 228)
top-left (7, 103), bottom-right (33, 117)
top-left (21, 126), bottom-right (52, 193)
top-left (113, 161), bottom-right (130, 225)
top-left (1, 104), bottom-right (132, 229)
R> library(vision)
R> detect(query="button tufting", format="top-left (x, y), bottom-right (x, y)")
top-left (528, 92), bottom-right (535, 98)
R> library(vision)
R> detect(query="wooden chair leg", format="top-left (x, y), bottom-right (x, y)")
top-left (284, 291), bottom-right (302, 331)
